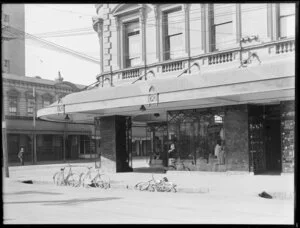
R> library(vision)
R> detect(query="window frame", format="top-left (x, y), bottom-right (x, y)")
top-left (27, 98), bottom-right (35, 115)
top-left (3, 59), bottom-right (10, 73)
top-left (162, 6), bottom-right (184, 61)
top-left (210, 4), bottom-right (236, 52)
top-left (278, 3), bottom-right (295, 39)
top-left (124, 20), bottom-right (141, 68)
top-left (8, 96), bottom-right (18, 115)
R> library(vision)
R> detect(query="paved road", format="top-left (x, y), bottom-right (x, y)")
top-left (3, 179), bottom-right (293, 224)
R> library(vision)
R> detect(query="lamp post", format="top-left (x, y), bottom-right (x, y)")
top-left (63, 114), bottom-right (70, 162)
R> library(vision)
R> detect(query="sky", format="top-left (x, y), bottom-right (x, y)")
top-left (25, 4), bottom-right (100, 86)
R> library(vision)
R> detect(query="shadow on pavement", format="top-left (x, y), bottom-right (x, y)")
top-left (5, 191), bottom-right (63, 196)
top-left (5, 197), bottom-right (122, 206)
top-left (133, 167), bottom-right (166, 173)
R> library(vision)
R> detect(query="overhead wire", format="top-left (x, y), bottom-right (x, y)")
top-left (3, 23), bottom-right (270, 60)
top-left (4, 4), bottom-right (282, 61)
top-left (3, 25), bottom-right (100, 63)
top-left (26, 4), bottom-right (269, 38)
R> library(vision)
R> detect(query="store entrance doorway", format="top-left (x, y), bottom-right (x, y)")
top-left (248, 104), bottom-right (281, 174)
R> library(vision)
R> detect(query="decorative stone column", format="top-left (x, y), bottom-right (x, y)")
top-left (92, 17), bottom-right (104, 74)
top-left (153, 4), bottom-right (160, 62)
top-left (184, 4), bottom-right (190, 58)
top-left (140, 5), bottom-right (146, 66)
top-left (115, 17), bottom-right (121, 69)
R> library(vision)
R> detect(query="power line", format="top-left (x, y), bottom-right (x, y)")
top-left (24, 4), bottom-right (272, 39)
top-left (3, 25), bottom-right (100, 64)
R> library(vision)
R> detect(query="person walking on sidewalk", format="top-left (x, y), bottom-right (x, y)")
top-left (18, 147), bottom-right (25, 166)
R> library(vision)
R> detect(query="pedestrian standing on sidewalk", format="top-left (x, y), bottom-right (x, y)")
top-left (18, 147), bottom-right (25, 166)
top-left (168, 143), bottom-right (177, 166)
top-left (214, 140), bottom-right (222, 164)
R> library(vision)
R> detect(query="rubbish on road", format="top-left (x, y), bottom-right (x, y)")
top-left (21, 180), bottom-right (33, 184)
top-left (258, 191), bottom-right (273, 199)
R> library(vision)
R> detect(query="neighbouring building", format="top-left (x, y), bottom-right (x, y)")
top-left (38, 4), bottom-right (295, 174)
top-left (2, 73), bottom-right (96, 164)
top-left (2, 4), bottom-right (25, 76)
top-left (2, 4), bottom-right (95, 164)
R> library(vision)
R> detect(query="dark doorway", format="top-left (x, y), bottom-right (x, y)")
top-left (264, 105), bottom-right (281, 173)
top-left (115, 116), bottom-right (133, 172)
top-left (248, 104), bottom-right (281, 175)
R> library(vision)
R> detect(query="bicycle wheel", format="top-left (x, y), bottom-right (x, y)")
top-left (170, 185), bottom-right (177, 193)
top-left (67, 174), bottom-right (81, 187)
top-left (82, 175), bottom-right (93, 187)
top-left (134, 182), bottom-right (144, 190)
top-left (53, 172), bottom-right (60, 184)
top-left (135, 182), bottom-right (150, 191)
top-left (100, 174), bottom-right (111, 188)
top-left (93, 176), bottom-right (110, 189)
top-left (148, 184), bottom-right (156, 192)
top-left (78, 173), bottom-right (85, 187)
top-left (54, 172), bottom-right (64, 186)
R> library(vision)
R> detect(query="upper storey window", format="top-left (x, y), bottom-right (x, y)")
top-left (8, 96), bottom-right (17, 115)
top-left (124, 20), bottom-right (140, 67)
top-left (211, 4), bottom-right (235, 51)
top-left (112, 4), bottom-right (146, 69)
top-left (27, 98), bottom-right (35, 115)
top-left (278, 4), bottom-right (295, 39)
top-left (163, 7), bottom-right (184, 60)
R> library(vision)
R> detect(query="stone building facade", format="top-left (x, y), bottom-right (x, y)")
top-left (38, 3), bottom-right (295, 174)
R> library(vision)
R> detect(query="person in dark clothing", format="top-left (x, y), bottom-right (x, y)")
top-left (168, 143), bottom-right (177, 166)
top-left (18, 147), bottom-right (24, 166)
top-left (168, 143), bottom-right (176, 158)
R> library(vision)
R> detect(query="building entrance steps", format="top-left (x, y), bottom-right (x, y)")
top-left (3, 160), bottom-right (294, 200)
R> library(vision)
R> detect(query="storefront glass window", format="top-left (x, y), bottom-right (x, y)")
top-left (168, 108), bottom-right (225, 162)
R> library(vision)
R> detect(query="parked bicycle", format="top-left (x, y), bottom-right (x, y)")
top-left (134, 174), bottom-right (177, 192)
top-left (53, 164), bottom-right (81, 187)
top-left (79, 166), bottom-right (110, 189)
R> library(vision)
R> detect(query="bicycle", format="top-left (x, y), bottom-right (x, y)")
top-left (134, 174), bottom-right (177, 193)
top-left (53, 164), bottom-right (81, 187)
top-left (79, 166), bottom-right (110, 189)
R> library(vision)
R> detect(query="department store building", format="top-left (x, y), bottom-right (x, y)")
top-left (37, 4), bottom-right (295, 174)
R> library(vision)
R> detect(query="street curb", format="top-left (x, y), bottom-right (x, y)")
top-left (12, 178), bottom-right (294, 199)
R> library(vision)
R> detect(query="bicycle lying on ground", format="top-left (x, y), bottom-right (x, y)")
top-left (134, 174), bottom-right (177, 192)
top-left (53, 164), bottom-right (81, 187)
top-left (79, 166), bottom-right (111, 189)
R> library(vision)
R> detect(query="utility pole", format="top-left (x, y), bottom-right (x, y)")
top-left (33, 87), bottom-right (37, 164)
top-left (2, 32), bottom-right (9, 177)
top-left (2, 107), bottom-right (9, 177)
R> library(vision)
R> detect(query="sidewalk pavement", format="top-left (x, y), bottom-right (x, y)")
top-left (3, 160), bottom-right (294, 200)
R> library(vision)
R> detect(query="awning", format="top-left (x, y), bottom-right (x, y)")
top-left (37, 58), bottom-right (295, 123)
